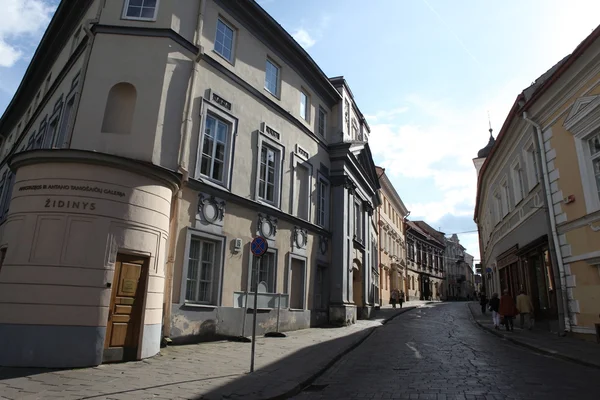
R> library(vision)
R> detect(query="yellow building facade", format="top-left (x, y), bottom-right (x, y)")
top-left (524, 26), bottom-right (600, 339)
top-left (375, 167), bottom-right (409, 306)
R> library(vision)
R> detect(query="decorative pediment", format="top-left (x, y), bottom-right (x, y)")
top-left (564, 95), bottom-right (600, 133)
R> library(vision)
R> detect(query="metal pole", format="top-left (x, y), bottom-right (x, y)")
top-left (276, 293), bottom-right (281, 333)
top-left (250, 256), bottom-right (260, 373)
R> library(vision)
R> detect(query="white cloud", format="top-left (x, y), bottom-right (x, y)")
top-left (292, 29), bottom-right (316, 49)
top-left (0, 0), bottom-right (55, 68)
top-left (365, 106), bottom-right (409, 122)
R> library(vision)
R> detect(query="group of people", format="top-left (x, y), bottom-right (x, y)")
top-left (390, 289), bottom-right (405, 309)
top-left (479, 289), bottom-right (534, 331)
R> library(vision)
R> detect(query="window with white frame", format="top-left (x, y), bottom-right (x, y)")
top-left (512, 162), bottom-right (525, 204)
top-left (502, 181), bottom-right (510, 216)
top-left (214, 18), bottom-right (235, 62)
top-left (588, 132), bottom-right (600, 201)
top-left (494, 192), bottom-right (502, 224)
top-left (197, 108), bottom-right (235, 187)
top-left (300, 90), bottom-right (309, 121)
top-left (316, 175), bottom-right (329, 227)
top-left (525, 142), bottom-right (539, 190)
top-left (251, 251), bottom-right (276, 293)
top-left (265, 59), bottom-right (279, 96)
top-left (318, 107), bottom-right (326, 137)
top-left (257, 143), bottom-right (280, 204)
top-left (123, 0), bottom-right (159, 21)
top-left (354, 201), bottom-right (363, 243)
top-left (43, 112), bottom-right (60, 149)
top-left (185, 237), bottom-right (218, 304)
top-left (54, 91), bottom-right (77, 149)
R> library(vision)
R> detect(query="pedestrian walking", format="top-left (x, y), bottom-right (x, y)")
top-left (499, 289), bottom-right (517, 331)
top-left (399, 291), bottom-right (405, 308)
top-left (479, 292), bottom-right (488, 314)
top-left (516, 289), bottom-right (535, 330)
top-left (390, 289), bottom-right (398, 309)
top-left (488, 292), bottom-right (500, 329)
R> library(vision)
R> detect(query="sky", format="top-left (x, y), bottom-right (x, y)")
top-left (1, 0), bottom-right (600, 263)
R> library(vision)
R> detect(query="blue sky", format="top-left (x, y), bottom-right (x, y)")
top-left (1, 0), bottom-right (600, 261)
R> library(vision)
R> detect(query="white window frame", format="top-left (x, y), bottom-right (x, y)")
top-left (523, 138), bottom-right (539, 192)
top-left (501, 177), bottom-right (510, 216)
top-left (180, 228), bottom-right (225, 306)
top-left (291, 152), bottom-right (313, 221)
top-left (287, 254), bottom-right (307, 310)
top-left (300, 89), bottom-right (309, 121)
top-left (316, 173), bottom-right (330, 228)
top-left (264, 58), bottom-right (280, 97)
top-left (564, 97), bottom-right (600, 214)
top-left (494, 191), bottom-right (502, 224)
top-left (318, 107), bottom-right (327, 137)
top-left (54, 89), bottom-right (78, 149)
top-left (512, 161), bottom-right (525, 204)
top-left (122, 0), bottom-right (160, 22)
top-left (195, 102), bottom-right (237, 189)
top-left (249, 249), bottom-right (277, 294)
top-left (255, 131), bottom-right (284, 207)
top-left (214, 18), bottom-right (236, 63)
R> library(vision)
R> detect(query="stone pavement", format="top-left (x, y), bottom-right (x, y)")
top-left (0, 306), bottom-right (419, 400)
top-left (292, 301), bottom-right (600, 400)
top-left (467, 302), bottom-right (600, 369)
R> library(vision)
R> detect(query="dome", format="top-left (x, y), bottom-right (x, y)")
top-left (477, 129), bottom-right (495, 158)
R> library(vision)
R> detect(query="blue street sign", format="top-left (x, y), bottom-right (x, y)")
top-left (250, 236), bottom-right (268, 257)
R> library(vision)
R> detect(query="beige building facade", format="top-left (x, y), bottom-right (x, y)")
top-left (375, 167), bottom-right (409, 306)
top-left (0, 0), bottom-right (380, 368)
top-left (405, 221), bottom-right (445, 301)
top-left (475, 25), bottom-right (600, 338)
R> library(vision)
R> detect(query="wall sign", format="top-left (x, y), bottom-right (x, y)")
top-left (45, 198), bottom-right (96, 210)
top-left (18, 183), bottom-right (126, 198)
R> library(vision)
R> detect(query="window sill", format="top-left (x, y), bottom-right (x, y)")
top-left (212, 49), bottom-right (235, 66)
top-left (289, 308), bottom-right (305, 312)
top-left (256, 198), bottom-right (281, 211)
top-left (121, 16), bottom-right (157, 22)
top-left (183, 303), bottom-right (218, 309)
top-left (198, 176), bottom-right (230, 192)
top-left (264, 87), bottom-right (280, 100)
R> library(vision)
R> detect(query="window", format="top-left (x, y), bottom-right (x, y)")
top-left (251, 251), bottom-right (276, 293)
top-left (512, 163), bottom-right (525, 203)
top-left (588, 132), bottom-right (600, 201)
top-left (0, 248), bottom-right (6, 275)
top-left (289, 257), bottom-right (306, 309)
top-left (502, 181), bottom-right (510, 215)
top-left (317, 176), bottom-right (329, 227)
top-left (258, 144), bottom-right (279, 203)
top-left (314, 266), bottom-right (326, 309)
top-left (265, 59), bottom-right (279, 96)
top-left (525, 143), bottom-right (539, 190)
top-left (318, 107), bottom-right (326, 137)
top-left (214, 19), bottom-right (235, 62)
top-left (55, 92), bottom-right (77, 149)
top-left (185, 238), bottom-right (217, 304)
top-left (300, 90), bottom-right (309, 121)
top-left (293, 156), bottom-right (311, 220)
top-left (34, 91), bottom-right (40, 108)
top-left (45, 73), bottom-right (52, 94)
top-left (494, 192), bottom-right (502, 223)
top-left (199, 114), bottom-right (231, 184)
top-left (354, 201), bottom-right (363, 243)
top-left (123, 0), bottom-right (159, 21)
top-left (43, 116), bottom-right (60, 149)
top-left (70, 27), bottom-right (81, 54)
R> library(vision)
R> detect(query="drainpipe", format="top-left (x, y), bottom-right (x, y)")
top-left (522, 111), bottom-right (571, 333)
top-left (163, 0), bottom-right (206, 339)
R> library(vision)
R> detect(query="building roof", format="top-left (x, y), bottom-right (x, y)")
top-left (407, 220), bottom-right (445, 247)
top-left (375, 166), bottom-right (409, 216)
top-left (474, 23), bottom-right (600, 220)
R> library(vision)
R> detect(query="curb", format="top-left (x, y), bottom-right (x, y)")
top-left (466, 303), bottom-right (600, 370)
top-left (268, 306), bottom-right (417, 400)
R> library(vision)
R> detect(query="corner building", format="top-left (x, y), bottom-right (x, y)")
top-left (0, 0), bottom-right (380, 367)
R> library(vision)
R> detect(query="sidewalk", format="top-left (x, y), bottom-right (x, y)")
top-left (467, 302), bottom-right (600, 369)
top-left (0, 306), bottom-right (417, 400)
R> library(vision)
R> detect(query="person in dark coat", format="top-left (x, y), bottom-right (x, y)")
top-left (479, 293), bottom-right (488, 314)
top-left (499, 289), bottom-right (517, 331)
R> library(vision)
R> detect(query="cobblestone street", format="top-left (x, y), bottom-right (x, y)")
top-left (293, 302), bottom-right (600, 400)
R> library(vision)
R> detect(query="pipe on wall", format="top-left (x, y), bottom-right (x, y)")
top-left (522, 111), bottom-right (571, 333)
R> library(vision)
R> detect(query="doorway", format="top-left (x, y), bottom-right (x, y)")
top-left (103, 254), bottom-right (148, 363)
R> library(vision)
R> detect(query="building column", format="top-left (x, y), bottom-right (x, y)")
top-left (329, 178), bottom-right (356, 325)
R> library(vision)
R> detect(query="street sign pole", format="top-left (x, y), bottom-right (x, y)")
top-left (250, 255), bottom-right (260, 373)
top-left (249, 236), bottom-right (268, 373)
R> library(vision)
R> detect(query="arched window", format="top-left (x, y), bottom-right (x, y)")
top-left (101, 83), bottom-right (136, 134)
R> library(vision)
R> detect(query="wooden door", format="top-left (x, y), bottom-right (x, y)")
top-left (103, 254), bottom-right (148, 363)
